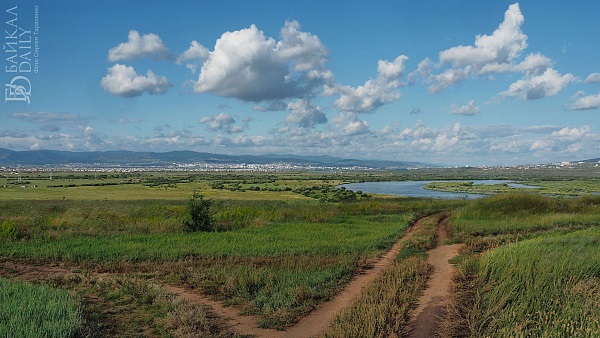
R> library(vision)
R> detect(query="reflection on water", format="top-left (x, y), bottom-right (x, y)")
top-left (339, 180), bottom-right (538, 199)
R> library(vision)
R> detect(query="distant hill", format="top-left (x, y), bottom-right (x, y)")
top-left (0, 148), bottom-right (427, 169)
top-left (579, 158), bottom-right (600, 163)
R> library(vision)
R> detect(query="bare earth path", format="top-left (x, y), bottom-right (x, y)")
top-left (0, 215), bottom-right (447, 338)
top-left (281, 218), bottom-right (422, 338)
top-left (161, 218), bottom-right (424, 338)
top-left (404, 219), bottom-right (461, 338)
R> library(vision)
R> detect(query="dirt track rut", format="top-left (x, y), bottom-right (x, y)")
top-left (404, 219), bottom-right (461, 338)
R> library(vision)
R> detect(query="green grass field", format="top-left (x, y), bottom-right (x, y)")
top-left (0, 278), bottom-right (82, 338)
top-left (472, 228), bottom-right (600, 337)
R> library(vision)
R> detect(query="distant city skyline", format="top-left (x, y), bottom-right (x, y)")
top-left (1, 1), bottom-right (599, 166)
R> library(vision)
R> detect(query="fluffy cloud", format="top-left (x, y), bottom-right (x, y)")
top-left (194, 21), bottom-right (331, 102)
top-left (101, 64), bottom-right (172, 98)
top-left (479, 53), bottom-right (552, 76)
top-left (326, 55), bottom-right (408, 112)
top-left (285, 99), bottom-right (327, 128)
top-left (451, 100), bottom-right (481, 116)
top-left (420, 3), bottom-right (527, 92)
top-left (584, 73), bottom-right (600, 84)
top-left (570, 91), bottom-right (600, 110)
top-left (439, 3), bottom-right (527, 68)
top-left (418, 3), bottom-right (574, 99)
top-left (427, 68), bottom-right (470, 94)
top-left (332, 112), bottom-right (370, 136)
top-left (177, 41), bottom-right (210, 74)
top-left (500, 68), bottom-right (575, 100)
top-left (177, 41), bottom-right (210, 63)
top-left (550, 125), bottom-right (590, 141)
top-left (396, 121), bottom-right (470, 153)
top-left (528, 125), bottom-right (592, 155)
top-left (199, 112), bottom-right (244, 133)
top-left (108, 30), bottom-right (172, 62)
top-left (530, 139), bottom-right (553, 151)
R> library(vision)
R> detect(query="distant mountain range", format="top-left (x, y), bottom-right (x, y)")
top-left (0, 148), bottom-right (426, 169)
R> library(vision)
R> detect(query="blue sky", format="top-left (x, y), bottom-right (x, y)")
top-left (1, 1), bottom-right (599, 166)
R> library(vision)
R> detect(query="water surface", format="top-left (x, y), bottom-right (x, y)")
top-left (340, 180), bottom-right (538, 199)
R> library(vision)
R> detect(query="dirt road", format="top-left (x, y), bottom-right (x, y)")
top-left (404, 219), bottom-right (461, 338)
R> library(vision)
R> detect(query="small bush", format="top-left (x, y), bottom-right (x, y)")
top-left (183, 191), bottom-right (215, 232)
top-left (1, 220), bottom-right (17, 240)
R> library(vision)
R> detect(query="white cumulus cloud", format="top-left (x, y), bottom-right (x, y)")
top-left (439, 3), bottom-right (527, 68)
top-left (101, 64), bottom-right (172, 98)
top-left (177, 41), bottom-right (210, 74)
top-left (550, 125), bottom-right (590, 141)
top-left (194, 21), bottom-right (331, 102)
top-left (418, 3), bottom-right (574, 99)
top-left (199, 112), bottom-right (244, 133)
top-left (177, 40), bottom-right (210, 63)
top-left (451, 100), bottom-right (481, 116)
top-left (326, 55), bottom-right (408, 112)
top-left (500, 68), bottom-right (575, 100)
top-left (108, 30), bottom-right (172, 62)
top-left (584, 73), bottom-right (600, 84)
top-left (570, 91), bottom-right (600, 110)
top-left (332, 112), bottom-right (370, 136)
top-left (285, 99), bottom-right (327, 128)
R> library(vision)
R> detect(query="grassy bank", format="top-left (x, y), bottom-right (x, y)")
top-left (443, 193), bottom-right (600, 337)
top-left (471, 228), bottom-right (600, 337)
top-left (424, 178), bottom-right (600, 197)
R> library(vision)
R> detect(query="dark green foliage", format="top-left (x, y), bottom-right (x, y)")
top-left (292, 185), bottom-right (369, 202)
top-left (183, 191), bottom-right (215, 232)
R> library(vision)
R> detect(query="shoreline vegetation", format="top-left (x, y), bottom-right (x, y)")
top-left (423, 179), bottom-right (600, 197)
top-left (1, 168), bottom-right (599, 336)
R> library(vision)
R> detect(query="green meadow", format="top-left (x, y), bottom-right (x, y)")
top-left (0, 278), bottom-right (82, 338)
top-left (1, 169), bottom-right (599, 336)
top-left (444, 193), bottom-right (600, 337)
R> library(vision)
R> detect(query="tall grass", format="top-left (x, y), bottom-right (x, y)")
top-left (325, 214), bottom-right (443, 337)
top-left (469, 228), bottom-right (600, 337)
top-left (0, 278), bottom-right (82, 337)
top-left (325, 256), bottom-right (431, 337)
top-left (0, 197), bottom-right (458, 238)
top-left (170, 254), bottom-right (360, 329)
top-left (450, 194), bottom-right (600, 239)
top-left (0, 215), bottom-right (407, 262)
top-left (73, 273), bottom-right (231, 337)
top-left (444, 194), bottom-right (600, 337)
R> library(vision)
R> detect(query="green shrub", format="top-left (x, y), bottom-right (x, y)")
top-left (183, 191), bottom-right (215, 232)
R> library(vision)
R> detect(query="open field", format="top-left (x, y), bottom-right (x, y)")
top-left (1, 169), bottom-right (599, 336)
